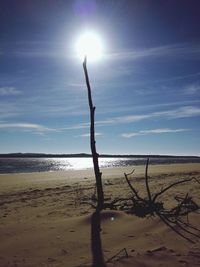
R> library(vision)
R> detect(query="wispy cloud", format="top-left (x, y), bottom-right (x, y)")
top-left (66, 82), bottom-right (85, 88)
top-left (0, 102), bottom-right (22, 119)
top-left (121, 128), bottom-right (189, 138)
top-left (13, 50), bottom-right (65, 58)
top-left (154, 106), bottom-right (200, 119)
top-left (0, 122), bottom-right (58, 133)
top-left (6, 41), bottom-right (200, 63)
top-left (80, 132), bottom-right (103, 137)
top-left (107, 43), bottom-right (200, 62)
top-left (8, 41), bottom-right (68, 59)
top-left (124, 72), bottom-right (200, 87)
top-left (95, 106), bottom-right (200, 127)
top-left (67, 106), bottom-right (200, 129)
top-left (63, 122), bottom-right (89, 130)
top-left (0, 87), bottom-right (21, 96)
top-left (183, 84), bottom-right (200, 95)
top-left (94, 100), bottom-right (200, 116)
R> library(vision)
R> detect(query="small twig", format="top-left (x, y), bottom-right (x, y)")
top-left (173, 193), bottom-right (189, 217)
top-left (126, 169), bottom-right (135, 176)
top-left (153, 177), bottom-right (197, 202)
top-left (106, 248), bottom-right (128, 263)
top-left (124, 172), bottom-right (144, 202)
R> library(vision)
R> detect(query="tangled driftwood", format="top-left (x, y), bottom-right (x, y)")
top-left (110, 158), bottom-right (200, 243)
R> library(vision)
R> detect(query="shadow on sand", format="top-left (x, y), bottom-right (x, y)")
top-left (91, 210), bottom-right (107, 267)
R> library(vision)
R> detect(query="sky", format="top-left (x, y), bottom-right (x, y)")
top-left (0, 0), bottom-right (200, 155)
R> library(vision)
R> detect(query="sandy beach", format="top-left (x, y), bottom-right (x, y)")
top-left (0, 163), bottom-right (200, 267)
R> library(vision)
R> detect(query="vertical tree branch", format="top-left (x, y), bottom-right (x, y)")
top-left (145, 158), bottom-right (152, 202)
top-left (83, 56), bottom-right (104, 210)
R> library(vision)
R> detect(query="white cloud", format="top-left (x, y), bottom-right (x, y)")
top-left (121, 128), bottom-right (189, 138)
top-left (0, 87), bottom-right (21, 96)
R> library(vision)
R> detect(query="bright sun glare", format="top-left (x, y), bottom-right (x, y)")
top-left (75, 31), bottom-right (104, 62)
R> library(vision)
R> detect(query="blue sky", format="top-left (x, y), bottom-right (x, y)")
top-left (0, 0), bottom-right (200, 155)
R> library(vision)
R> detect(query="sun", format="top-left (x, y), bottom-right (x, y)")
top-left (75, 31), bottom-right (104, 62)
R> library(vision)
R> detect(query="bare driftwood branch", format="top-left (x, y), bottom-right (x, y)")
top-left (83, 57), bottom-right (104, 210)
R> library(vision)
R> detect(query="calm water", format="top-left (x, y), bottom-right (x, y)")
top-left (0, 157), bottom-right (200, 174)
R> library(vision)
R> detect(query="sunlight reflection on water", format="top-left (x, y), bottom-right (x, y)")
top-left (61, 157), bottom-right (125, 170)
top-left (0, 157), bottom-right (199, 174)
top-left (0, 157), bottom-right (141, 173)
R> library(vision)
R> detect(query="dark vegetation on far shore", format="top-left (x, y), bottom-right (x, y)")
top-left (0, 153), bottom-right (199, 159)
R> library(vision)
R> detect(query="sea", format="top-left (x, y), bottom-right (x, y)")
top-left (0, 157), bottom-right (200, 174)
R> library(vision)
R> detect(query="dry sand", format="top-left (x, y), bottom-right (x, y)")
top-left (0, 163), bottom-right (200, 267)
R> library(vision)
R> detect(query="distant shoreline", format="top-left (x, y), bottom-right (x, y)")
top-left (0, 153), bottom-right (199, 158)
